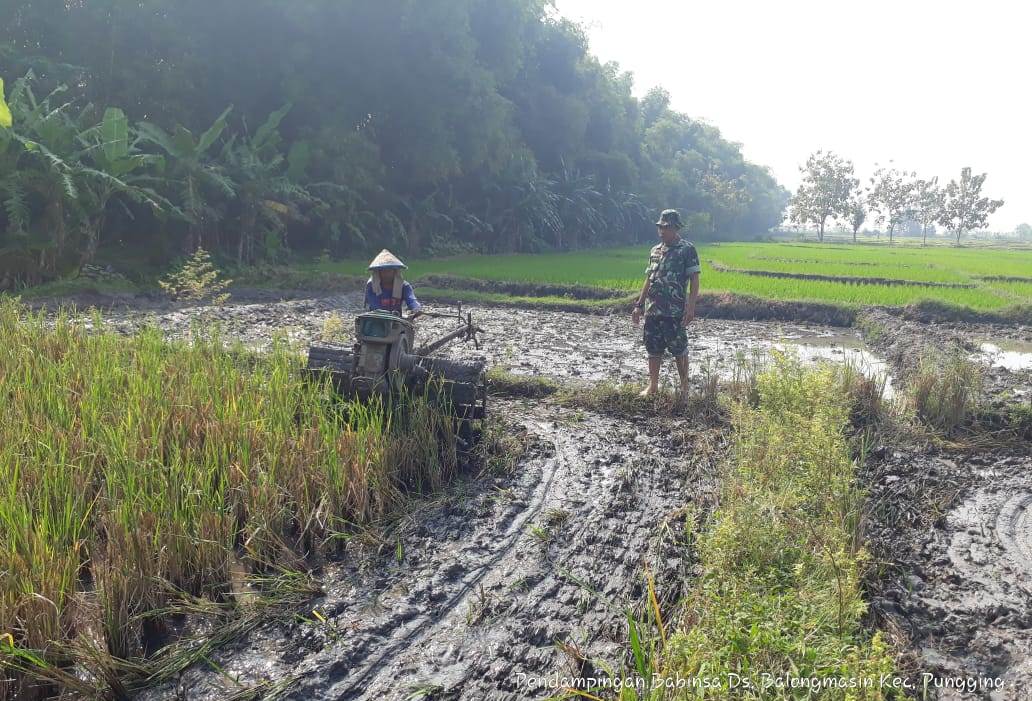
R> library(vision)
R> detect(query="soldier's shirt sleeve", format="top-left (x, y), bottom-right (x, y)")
top-left (684, 244), bottom-right (701, 275)
top-left (403, 282), bottom-right (422, 312)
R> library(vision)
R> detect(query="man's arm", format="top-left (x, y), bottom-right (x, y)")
top-left (683, 272), bottom-right (700, 326)
top-left (403, 282), bottom-right (423, 318)
top-left (631, 275), bottom-right (650, 326)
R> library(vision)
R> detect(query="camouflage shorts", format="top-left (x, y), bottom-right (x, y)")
top-left (643, 315), bottom-right (688, 357)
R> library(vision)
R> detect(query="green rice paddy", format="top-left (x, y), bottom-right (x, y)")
top-left (305, 242), bottom-right (1032, 311)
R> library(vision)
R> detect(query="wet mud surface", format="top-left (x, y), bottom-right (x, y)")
top-left (865, 448), bottom-right (1032, 700)
top-left (35, 291), bottom-right (1032, 699)
top-left (86, 291), bottom-right (886, 390)
top-left (861, 311), bottom-right (1032, 699)
top-left (136, 401), bottom-right (722, 700)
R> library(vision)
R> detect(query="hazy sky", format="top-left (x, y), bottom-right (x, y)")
top-left (554, 0), bottom-right (1029, 230)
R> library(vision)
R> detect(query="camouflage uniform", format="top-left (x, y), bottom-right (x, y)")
top-left (643, 236), bottom-right (701, 357)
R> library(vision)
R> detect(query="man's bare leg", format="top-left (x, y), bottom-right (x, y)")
top-left (640, 356), bottom-right (662, 397)
top-left (675, 353), bottom-right (689, 396)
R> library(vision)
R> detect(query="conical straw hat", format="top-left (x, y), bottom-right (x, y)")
top-left (368, 249), bottom-right (406, 270)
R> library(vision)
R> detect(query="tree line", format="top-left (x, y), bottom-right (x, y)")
top-left (0, 0), bottom-right (788, 289)
top-left (789, 150), bottom-right (1005, 245)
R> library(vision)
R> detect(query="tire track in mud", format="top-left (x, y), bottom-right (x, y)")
top-left (286, 406), bottom-right (695, 701)
top-left (865, 451), bottom-right (1032, 700)
top-left (996, 493), bottom-right (1032, 595)
top-left (302, 425), bottom-right (568, 699)
top-left (138, 401), bottom-right (713, 701)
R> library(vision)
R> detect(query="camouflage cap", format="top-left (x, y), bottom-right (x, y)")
top-left (655, 209), bottom-right (683, 229)
top-left (368, 249), bottom-right (407, 270)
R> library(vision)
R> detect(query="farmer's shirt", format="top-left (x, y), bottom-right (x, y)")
top-left (644, 237), bottom-right (701, 317)
top-left (365, 280), bottom-right (422, 316)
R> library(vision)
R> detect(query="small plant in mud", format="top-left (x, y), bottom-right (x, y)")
top-left (839, 355), bottom-right (892, 427)
top-left (543, 507), bottom-right (571, 529)
top-left (159, 247), bottom-right (233, 304)
top-left (909, 349), bottom-right (983, 434)
top-left (528, 523), bottom-right (552, 544)
top-left (404, 684), bottom-right (445, 700)
top-left (464, 584), bottom-right (500, 626)
top-left (856, 314), bottom-right (889, 344)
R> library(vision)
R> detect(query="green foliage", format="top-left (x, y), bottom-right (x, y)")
top-left (869, 166), bottom-right (918, 244)
top-left (0, 1), bottom-right (791, 290)
top-left (0, 78), bottom-right (11, 129)
top-left (937, 167), bottom-right (1005, 244)
top-left (159, 247), bottom-right (232, 304)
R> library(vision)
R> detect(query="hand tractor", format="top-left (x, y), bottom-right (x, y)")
top-left (306, 307), bottom-right (487, 436)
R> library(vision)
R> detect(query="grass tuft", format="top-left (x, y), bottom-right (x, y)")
top-left (908, 350), bottom-right (983, 435)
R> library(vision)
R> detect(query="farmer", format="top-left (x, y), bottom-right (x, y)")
top-left (365, 249), bottom-right (423, 318)
top-left (631, 209), bottom-right (701, 397)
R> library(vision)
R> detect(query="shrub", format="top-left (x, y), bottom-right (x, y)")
top-left (159, 248), bottom-right (232, 304)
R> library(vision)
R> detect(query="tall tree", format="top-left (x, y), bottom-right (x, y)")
top-left (912, 177), bottom-right (944, 246)
top-left (789, 150), bottom-right (856, 242)
top-left (937, 167), bottom-right (1004, 245)
top-left (843, 188), bottom-right (868, 244)
top-left (868, 166), bottom-right (917, 245)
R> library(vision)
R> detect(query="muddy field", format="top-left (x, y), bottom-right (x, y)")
top-left (38, 292), bottom-right (1032, 699)
top-left (83, 291), bottom-right (895, 389)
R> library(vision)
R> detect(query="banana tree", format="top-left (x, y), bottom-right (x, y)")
top-left (219, 103), bottom-right (316, 263)
top-left (1, 73), bottom-right (83, 273)
top-left (75, 107), bottom-right (171, 262)
top-left (136, 106), bottom-right (236, 252)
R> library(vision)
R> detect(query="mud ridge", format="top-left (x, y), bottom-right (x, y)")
top-left (418, 275), bottom-right (629, 300)
top-left (708, 260), bottom-right (977, 288)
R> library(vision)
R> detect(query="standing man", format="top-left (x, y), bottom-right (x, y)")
top-left (631, 209), bottom-right (701, 397)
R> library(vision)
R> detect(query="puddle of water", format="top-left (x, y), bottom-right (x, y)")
top-left (975, 340), bottom-right (1032, 372)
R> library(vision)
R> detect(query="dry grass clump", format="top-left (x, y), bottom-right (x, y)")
top-left (908, 349), bottom-right (983, 435)
top-left (0, 299), bottom-right (456, 699)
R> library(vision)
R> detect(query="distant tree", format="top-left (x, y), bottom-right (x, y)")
top-left (869, 165), bottom-right (917, 245)
top-left (843, 188), bottom-right (868, 243)
top-left (789, 150), bottom-right (856, 242)
top-left (937, 167), bottom-right (1004, 245)
top-left (640, 87), bottom-right (671, 129)
top-left (912, 177), bottom-right (944, 246)
top-left (1016, 222), bottom-right (1032, 241)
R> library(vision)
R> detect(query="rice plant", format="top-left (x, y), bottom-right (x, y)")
top-left (0, 299), bottom-right (458, 700)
